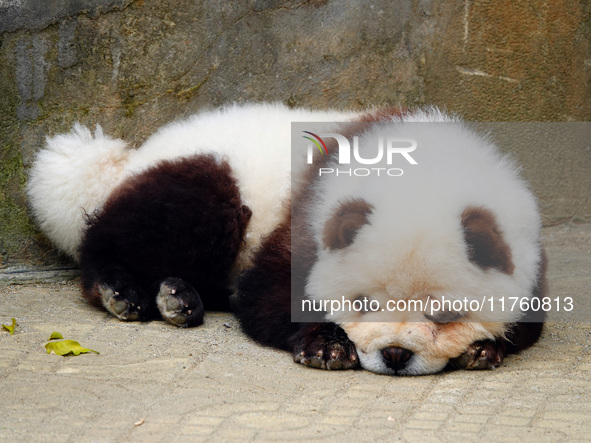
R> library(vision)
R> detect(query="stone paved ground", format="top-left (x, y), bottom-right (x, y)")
top-left (1, 224), bottom-right (590, 442)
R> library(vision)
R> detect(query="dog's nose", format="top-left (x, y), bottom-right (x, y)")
top-left (381, 346), bottom-right (413, 372)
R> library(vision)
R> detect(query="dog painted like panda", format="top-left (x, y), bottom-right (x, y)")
top-left (236, 109), bottom-right (546, 375)
top-left (27, 103), bottom-right (546, 375)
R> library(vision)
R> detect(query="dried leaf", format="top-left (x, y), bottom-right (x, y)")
top-left (2, 318), bottom-right (17, 335)
top-left (45, 340), bottom-right (99, 356)
top-left (49, 331), bottom-right (64, 340)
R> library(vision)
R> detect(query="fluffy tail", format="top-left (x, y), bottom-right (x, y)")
top-left (27, 124), bottom-right (130, 261)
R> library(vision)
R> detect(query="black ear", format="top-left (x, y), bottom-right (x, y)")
top-left (323, 199), bottom-right (373, 250)
top-left (461, 207), bottom-right (514, 274)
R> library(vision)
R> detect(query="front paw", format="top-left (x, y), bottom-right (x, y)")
top-left (291, 323), bottom-right (359, 370)
top-left (450, 340), bottom-right (505, 370)
top-left (157, 278), bottom-right (204, 327)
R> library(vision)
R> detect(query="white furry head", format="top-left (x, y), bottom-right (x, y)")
top-left (304, 113), bottom-right (543, 375)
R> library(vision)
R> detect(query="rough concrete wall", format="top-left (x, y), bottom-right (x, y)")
top-left (0, 0), bottom-right (589, 267)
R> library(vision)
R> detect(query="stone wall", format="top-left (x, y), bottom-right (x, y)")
top-left (0, 0), bottom-right (589, 267)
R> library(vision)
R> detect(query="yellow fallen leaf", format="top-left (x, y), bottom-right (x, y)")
top-left (2, 318), bottom-right (17, 335)
top-left (48, 331), bottom-right (64, 340)
top-left (45, 340), bottom-right (99, 356)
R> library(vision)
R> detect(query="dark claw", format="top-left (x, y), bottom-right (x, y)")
top-left (157, 278), bottom-right (204, 328)
top-left (450, 339), bottom-right (506, 370)
top-left (99, 284), bottom-right (142, 321)
top-left (291, 323), bottom-right (359, 370)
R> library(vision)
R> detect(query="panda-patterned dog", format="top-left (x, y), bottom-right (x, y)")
top-left (237, 109), bottom-right (546, 375)
top-left (27, 104), bottom-right (546, 375)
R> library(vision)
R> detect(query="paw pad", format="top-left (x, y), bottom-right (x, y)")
top-left (99, 285), bottom-right (141, 321)
top-left (450, 340), bottom-right (505, 370)
top-left (294, 338), bottom-right (359, 370)
top-left (157, 278), bottom-right (204, 328)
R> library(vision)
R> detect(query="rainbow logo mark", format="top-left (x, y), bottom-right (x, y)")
top-left (302, 131), bottom-right (328, 155)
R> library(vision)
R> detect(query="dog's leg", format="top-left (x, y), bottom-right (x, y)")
top-left (236, 220), bottom-right (360, 370)
top-left (235, 221), bottom-right (299, 349)
top-left (290, 322), bottom-right (359, 370)
top-left (81, 263), bottom-right (158, 321)
top-left (156, 277), bottom-right (205, 327)
top-left (449, 339), bottom-right (506, 370)
top-left (452, 250), bottom-right (547, 370)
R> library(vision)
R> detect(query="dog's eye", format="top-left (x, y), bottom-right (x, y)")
top-left (424, 310), bottom-right (464, 324)
top-left (352, 294), bottom-right (376, 314)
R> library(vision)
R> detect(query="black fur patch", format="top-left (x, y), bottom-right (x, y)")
top-left (79, 154), bottom-right (251, 320)
top-left (462, 207), bottom-right (514, 274)
top-left (236, 112), bottom-right (547, 371)
top-left (323, 199), bottom-right (373, 250)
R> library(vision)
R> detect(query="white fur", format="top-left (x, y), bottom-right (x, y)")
top-left (304, 109), bottom-right (542, 375)
top-left (27, 124), bottom-right (130, 259)
top-left (28, 104), bottom-right (542, 375)
top-left (27, 103), bottom-right (359, 264)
